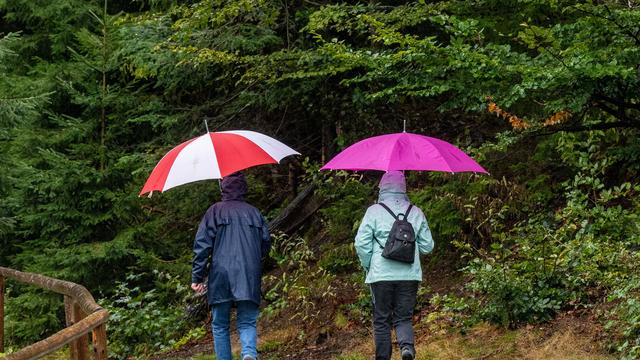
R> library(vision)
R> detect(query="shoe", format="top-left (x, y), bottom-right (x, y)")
top-left (401, 348), bottom-right (414, 360)
top-left (243, 356), bottom-right (256, 360)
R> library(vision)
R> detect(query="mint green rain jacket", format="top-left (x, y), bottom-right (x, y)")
top-left (354, 171), bottom-right (434, 284)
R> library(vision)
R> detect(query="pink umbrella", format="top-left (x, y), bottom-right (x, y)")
top-left (320, 132), bottom-right (487, 173)
top-left (140, 130), bottom-right (299, 196)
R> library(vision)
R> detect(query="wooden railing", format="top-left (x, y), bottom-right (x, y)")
top-left (0, 267), bottom-right (109, 360)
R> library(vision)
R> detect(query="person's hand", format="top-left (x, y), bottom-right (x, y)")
top-left (191, 283), bottom-right (206, 293)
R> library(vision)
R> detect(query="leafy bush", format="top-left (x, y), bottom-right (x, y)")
top-left (4, 286), bottom-right (63, 347)
top-left (466, 257), bottom-right (564, 327)
top-left (268, 231), bottom-right (314, 268)
top-left (421, 293), bottom-right (472, 333)
top-left (462, 131), bottom-right (640, 331)
top-left (102, 271), bottom-right (191, 359)
top-left (263, 267), bottom-right (337, 322)
top-left (605, 277), bottom-right (640, 360)
top-left (312, 168), bottom-right (374, 241)
top-left (318, 242), bottom-right (359, 274)
top-left (409, 180), bottom-right (464, 247)
top-left (263, 232), bottom-right (338, 321)
top-left (344, 272), bottom-right (372, 325)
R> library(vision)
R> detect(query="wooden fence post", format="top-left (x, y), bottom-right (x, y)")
top-left (64, 296), bottom-right (90, 360)
top-left (0, 275), bottom-right (4, 354)
top-left (91, 324), bottom-right (107, 360)
top-left (64, 296), bottom-right (77, 360)
top-left (74, 303), bottom-right (89, 360)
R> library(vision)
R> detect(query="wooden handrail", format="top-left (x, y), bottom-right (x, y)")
top-left (0, 267), bottom-right (109, 360)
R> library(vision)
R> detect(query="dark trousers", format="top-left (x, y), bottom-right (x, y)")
top-left (370, 281), bottom-right (419, 360)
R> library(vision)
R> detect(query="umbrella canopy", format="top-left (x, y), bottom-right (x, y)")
top-left (320, 132), bottom-right (487, 173)
top-left (140, 130), bottom-right (299, 195)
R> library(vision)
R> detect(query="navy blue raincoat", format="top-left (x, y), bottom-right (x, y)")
top-left (191, 172), bottom-right (271, 306)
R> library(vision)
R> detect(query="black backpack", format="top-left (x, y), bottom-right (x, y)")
top-left (373, 203), bottom-right (416, 264)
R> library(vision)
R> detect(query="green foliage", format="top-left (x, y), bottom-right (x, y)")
top-left (466, 255), bottom-right (565, 327)
top-left (421, 293), bottom-right (472, 333)
top-left (263, 232), bottom-right (337, 321)
top-left (318, 242), bottom-right (359, 274)
top-left (316, 171), bottom-right (374, 241)
top-left (258, 339), bottom-right (284, 353)
top-left (268, 231), bottom-right (313, 268)
top-left (1, 0), bottom-right (640, 357)
top-left (0, 0), bottom-right (99, 57)
top-left (462, 130), bottom-right (640, 330)
top-left (103, 271), bottom-right (191, 359)
top-left (605, 273), bottom-right (640, 359)
top-left (0, 33), bottom-right (50, 126)
top-left (263, 266), bottom-right (337, 321)
top-left (409, 179), bottom-right (465, 249)
top-left (343, 272), bottom-right (372, 325)
top-left (170, 326), bottom-right (208, 351)
top-left (4, 287), bottom-right (63, 345)
top-left (605, 270), bottom-right (640, 359)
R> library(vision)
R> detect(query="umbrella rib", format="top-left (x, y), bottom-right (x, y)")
top-left (207, 132), bottom-right (220, 177)
top-left (415, 135), bottom-right (455, 172)
top-left (385, 136), bottom-right (403, 171)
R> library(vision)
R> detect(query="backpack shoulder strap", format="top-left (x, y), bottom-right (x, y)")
top-left (403, 204), bottom-right (413, 219)
top-left (377, 202), bottom-right (398, 220)
top-left (373, 234), bottom-right (384, 249)
top-left (370, 202), bottom-right (387, 249)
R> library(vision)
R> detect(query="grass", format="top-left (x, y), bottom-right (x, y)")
top-left (190, 355), bottom-right (215, 360)
top-left (149, 313), bottom-right (616, 360)
top-left (335, 354), bottom-right (367, 360)
top-left (41, 348), bottom-right (69, 360)
top-left (329, 322), bottom-right (615, 360)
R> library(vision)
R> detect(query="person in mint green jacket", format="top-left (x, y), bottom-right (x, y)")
top-left (355, 170), bottom-right (434, 360)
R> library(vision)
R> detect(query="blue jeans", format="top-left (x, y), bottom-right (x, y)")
top-left (211, 301), bottom-right (260, 360)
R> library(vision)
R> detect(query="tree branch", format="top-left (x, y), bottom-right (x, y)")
top-left (603, 4), bottom-right (640, 46)
top-left (594, 93), bottom-right (640, 110)
top-left (595, 100), bottom-right (639, 123)
top-left (575, 4), bottom-right (640, 45)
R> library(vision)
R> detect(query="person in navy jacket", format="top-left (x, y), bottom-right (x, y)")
top-left (191, 172), bottom-right (271, 360)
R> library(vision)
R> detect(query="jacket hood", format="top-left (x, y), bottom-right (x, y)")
top-left (221, 172), bottom-right (247, 201)
top-left (378, 170), bottom-right (409, 203)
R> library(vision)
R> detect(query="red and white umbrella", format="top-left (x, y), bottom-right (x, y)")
top-left (140, 130), bottom-right (299, 196)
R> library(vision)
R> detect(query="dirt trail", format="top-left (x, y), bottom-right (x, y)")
top-left (154, 310), bottom-right (614, 360)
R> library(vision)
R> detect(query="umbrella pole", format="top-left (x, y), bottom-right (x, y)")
top-left (403, 119), bottom-right (406, 132)
top-left (204, 119), bottom-right (210, 133)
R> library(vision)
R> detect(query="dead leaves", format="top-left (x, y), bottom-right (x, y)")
top-left (486, 96), bottom-right (572, 130)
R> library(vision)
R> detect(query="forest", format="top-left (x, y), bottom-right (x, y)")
top-left (1, 0), bottom-right (639, 358)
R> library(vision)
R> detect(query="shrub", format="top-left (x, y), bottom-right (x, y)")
top-left (466, 257), bottom-right (564, 327)
top-left (102, 271), bottom-right (191, 359)
top-left (318, 242), bottom-right (359, 274)
top-left (604, 267), bottom-right (640, 359)
top-left (3, 286), bottom-right (62, 347)
top-left (310, 168), bottom-right (374, 241)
